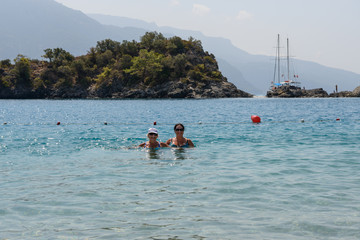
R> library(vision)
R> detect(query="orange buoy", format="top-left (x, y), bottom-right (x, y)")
top-left (57, 122), bottom-right (61, 125)
top-left (251, 115), bottom-right (261, 123)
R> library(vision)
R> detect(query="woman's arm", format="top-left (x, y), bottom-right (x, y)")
top-left (187, 139), bottom-right (195, 147)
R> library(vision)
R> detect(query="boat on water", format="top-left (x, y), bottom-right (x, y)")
top-left (269, 34), bottom-right (301, 91)
top-left (267, 35), bottom-right (330, 98)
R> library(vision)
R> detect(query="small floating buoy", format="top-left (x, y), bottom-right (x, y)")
top-left (336, 118), bottom-right (340, 121)
top-left (251, 115), bottom-right (261, 123)
top-left (153, 121), bottom-right (157, 125)
top-left (104, 122), bottom-right (108, 125)
top-left (56, 122), bottom-right (61, 125)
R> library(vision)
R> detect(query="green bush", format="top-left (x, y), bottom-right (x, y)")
top-left (33, 77), bottom-right (45, 89)
top-left (54, 66), bottom-right (74, 87)
top-left (14, 55), bottom-right (31, 86)
top-left (42, 48), bottom-right (74, 67)
top-left (96, 67), bottom-right (112, 86)
top-left (71, 59), bottom-right (91, 86)
top-left (96, 50), bottom-right (114, 68)
top-left (209, 71), bottom-right (222, 79)
top-left (173, 54), bottom-right (187, 77)
top-left (120, 40), bottom-right (139, 57)
top-left (96, 39), bottom-right (121, 54)
top-left (124, 49), bottom-right (164, 85)
top-left (204, 55), bottom-right (216, 64)
top-left (188, 70), bottom-right (203, 81)
top-left (168, 36), bottom-right (185, 54)
top-left (0, 59), bottom-right (11, 68)
top-left (117, 54), bottom-right (132, 70)
top-left (1, 77), bottom-right (12, 88)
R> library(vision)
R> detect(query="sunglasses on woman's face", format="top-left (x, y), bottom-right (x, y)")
top-left (149, 133), bottom-right (158, 136)
top-left (175, 128), bottom-right (184, 132)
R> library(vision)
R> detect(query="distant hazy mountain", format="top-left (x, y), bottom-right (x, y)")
top-left (88, 13), bottom-right (158, 30)
top-left (1, 0), bottom-right (358, 95)
top-left (0, 0), bottom-right (145, 59)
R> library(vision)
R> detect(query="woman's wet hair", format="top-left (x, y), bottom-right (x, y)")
top-left (174, 123), bottom-right (185, 131)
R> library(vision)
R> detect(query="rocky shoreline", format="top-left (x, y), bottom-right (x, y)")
top-left (266, 85), bottom-right (360, 98)
top-left (97, 79), bottom-right (252, 99)
top-left (0, 77), bottom-right (252, 99)
top-left (2, 81), bottom-right (360, 99)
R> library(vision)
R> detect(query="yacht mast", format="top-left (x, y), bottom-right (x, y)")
top-left (277, 34), bottom-right (281, 84)
top-left (287, 38), bottom-right (290, 81)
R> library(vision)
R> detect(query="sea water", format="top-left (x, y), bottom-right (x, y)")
top-left (0, 98), bottom-right (359, 239)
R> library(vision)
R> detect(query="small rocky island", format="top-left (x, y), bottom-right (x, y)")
top-left (0, 32), bottom-right (252, 99)
top-left (266, 85), bottom-right (360, 98)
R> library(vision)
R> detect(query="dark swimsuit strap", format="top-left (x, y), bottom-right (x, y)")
top-left (145, 141), bottom-right (160, 148)
top-left (171, 138), bottom-right (188, 147)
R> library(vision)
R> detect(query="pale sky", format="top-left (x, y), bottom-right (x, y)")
top-left (55, 0), bottom-right (360, 74)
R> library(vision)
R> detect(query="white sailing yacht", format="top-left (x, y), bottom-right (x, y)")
top-left (270, 34), bottom-right (301, 90)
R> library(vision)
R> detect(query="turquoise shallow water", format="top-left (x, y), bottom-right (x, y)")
top-left (1, 98), bottom-right (360, 239)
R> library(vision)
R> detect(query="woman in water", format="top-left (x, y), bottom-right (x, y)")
top-left (166, 123), bottom-right (195, 148)
top-left (138, 128), bottom-right (169, 149)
